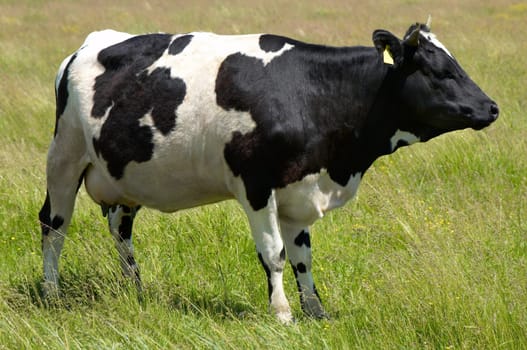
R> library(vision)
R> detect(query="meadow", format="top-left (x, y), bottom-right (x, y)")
top-left (1, 0), bottom-right (526, 348)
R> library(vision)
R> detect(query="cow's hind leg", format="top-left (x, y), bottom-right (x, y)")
top-left (106, 205), bottom-right (142, 292)
top-left (39, 137), bottom-right (88, 298)
top-left (281, 221), bottom-right (328, 319)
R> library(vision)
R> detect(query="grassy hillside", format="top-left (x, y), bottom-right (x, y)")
top-left (1, 0), bottom-right (526, 348)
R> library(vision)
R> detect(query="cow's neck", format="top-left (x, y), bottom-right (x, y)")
top-left (305, 47), bottom-right (400, 184)
top-left (354, 64), bottom-right (408, 170)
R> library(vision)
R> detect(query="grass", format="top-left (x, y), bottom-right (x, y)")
top-left (1, 0), bottom-right (526, 348)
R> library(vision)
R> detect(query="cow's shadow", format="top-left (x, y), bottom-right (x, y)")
top-left (161, 289), bottom-right (258, 320)
top-left (8, 275), bottom-right (257, 320)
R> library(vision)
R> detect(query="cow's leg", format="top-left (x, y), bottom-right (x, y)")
top-left (39, 134), bottom-right (87, 298)
top-left (107, 205), bottom-right (142, 292)
top-left (281, 221), bottom-right (328, 319)
top-left (240, 191), bottom-right (292, 323)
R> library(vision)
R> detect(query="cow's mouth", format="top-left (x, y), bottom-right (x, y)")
top-left (470, 118), bottom-right (494, 130)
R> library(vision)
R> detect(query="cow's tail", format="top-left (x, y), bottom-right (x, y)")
top-left (53, 52), bottom-right (77, 137)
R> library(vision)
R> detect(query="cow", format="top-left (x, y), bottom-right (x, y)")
top-left (39, 19), bottom-right (498, 323)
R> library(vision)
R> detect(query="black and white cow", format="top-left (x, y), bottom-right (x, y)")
top-left (39, 20), bottom-right (498, 322)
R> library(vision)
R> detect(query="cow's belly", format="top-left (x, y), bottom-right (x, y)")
top-left (127, 163), bottom-right (234, 211)
top-left (84, 155), bottom-right (234, 212)
top-left (276, 170), bottom-right (362, 226)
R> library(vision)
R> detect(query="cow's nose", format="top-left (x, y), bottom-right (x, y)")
top-left (489, 102), bottom-right (499, 121)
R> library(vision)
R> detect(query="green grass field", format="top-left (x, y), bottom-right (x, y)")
top-left (1, 0), bottom-right (526, 348)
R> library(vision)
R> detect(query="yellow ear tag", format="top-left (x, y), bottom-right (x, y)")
top-left (383, 45), bottom-right (394, 65)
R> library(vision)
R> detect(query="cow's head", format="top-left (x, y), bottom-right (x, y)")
top-left (373, 18), bottom-right (499, 143)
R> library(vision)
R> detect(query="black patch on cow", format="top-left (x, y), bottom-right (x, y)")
top-left (76, 167), bottom-right (88, 192)
top-left (291, 264), bottom-right (305, 305)
top-left (54, 53), bottom-right (77, 137)
top-left (257, 252), bottom-right (273, 300)
top-left (51, 215), bottom-right (64, 231)
top-left (216, 50), bottom-right (320, 210)
top-left (39, 192), bottom-right (51, 236)
top-left (38, 192), bottom-right (65, 235)
top-left (294, 230), bottom-right (311, 248)
top-left (291, 264), bottom-right (301, 292)
top-left (169, 34), bottom-right (193, 55)
top-left (118, 216), bottom-right (133, 241)
top-left (125, 255), bottom-right (141, 281)
top-left (291, 263), bottom-right (299, 278)
top-left (216, 43), bottom-right (386, 210)
top-left (126, 255), bottom-right (137, 267)
top-left (290, 262), bottom-right (323, 313)
top-left (280, 247), bottom-right (286, 262)
top-left (92, 34), bottom-right (187, 179)
top-left (258, 34), bottom-right (298, 52)
top-left (296, 262), bottom-right (307, 274)
top-left (257, 248), bottom-right (284, 302)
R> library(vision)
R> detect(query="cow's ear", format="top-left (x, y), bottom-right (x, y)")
top-left (402, 26), bottom-right (420, 47)
top-left (372, 30), bottom-right (403, 67)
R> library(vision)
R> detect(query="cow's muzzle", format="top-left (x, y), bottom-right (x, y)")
top-left (471, 101), bottom-right (499, 130)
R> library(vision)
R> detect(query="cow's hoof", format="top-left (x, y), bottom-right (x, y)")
top-left (276, 312), bottom-right (295, 324)
top-left (42, 282), bottom-right (60, 298)
top-left (276, 311), bottom-right (295, 324)
top-left (302, 297), bottom-right (330, 320)
top-left (41, 282), bottom-right (63, 307)
top-left (314, 311), bottom-right (330, 320)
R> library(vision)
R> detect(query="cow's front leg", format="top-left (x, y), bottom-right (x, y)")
top-left (107, 205), bottom-right (142, 293)
top-left (241, 191), bottom-right (292, 323)
top-left (281, 221), bottom-right (328, 319)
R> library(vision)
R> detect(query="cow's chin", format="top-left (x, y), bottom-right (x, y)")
top-left (430, 105), bottom-right (497, 132)
top-left (415, 111), bottom-right (491, 141)
top-left (469, 117), bottom-right (495, 131)
top-left (434, 116), bottom-right (494, 134)
top-left (408, 122), bottom-right (468, 142)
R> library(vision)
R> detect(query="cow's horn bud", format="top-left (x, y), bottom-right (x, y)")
top-left (425, 15), bottom-right (432, 31)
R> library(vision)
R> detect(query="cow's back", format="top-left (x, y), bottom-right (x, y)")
top-left (62, 30), bottom-right (292, 211)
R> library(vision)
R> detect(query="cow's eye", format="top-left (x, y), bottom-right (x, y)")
top-left (435, 70), bottom-right (455, 80)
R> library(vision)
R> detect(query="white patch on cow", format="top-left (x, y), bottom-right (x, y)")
top-left (422, 31), bottom-right (453, 58)
top-left (390, 129), bottom-right (420, 151)
top-left (83, 29), bottom-right (133, 48)
top-left (259, 43), bottom-right (294, 66)
top-left (146, 32), bottom-right (294, 76)
top-left (89, 102), bottom-right (113, 140)
top-left (138, 111), bottom-right (154, 128)
top-left (60, 31), bottom-right (293, 212)
top-left (147, 32), bottom-right (294, 78)
top-left (277, 170), bottom-right (362, 226)
top-left (115, 33), bottom-right (266, 211)
top-left (64, 30), bottom-right (135, 146)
